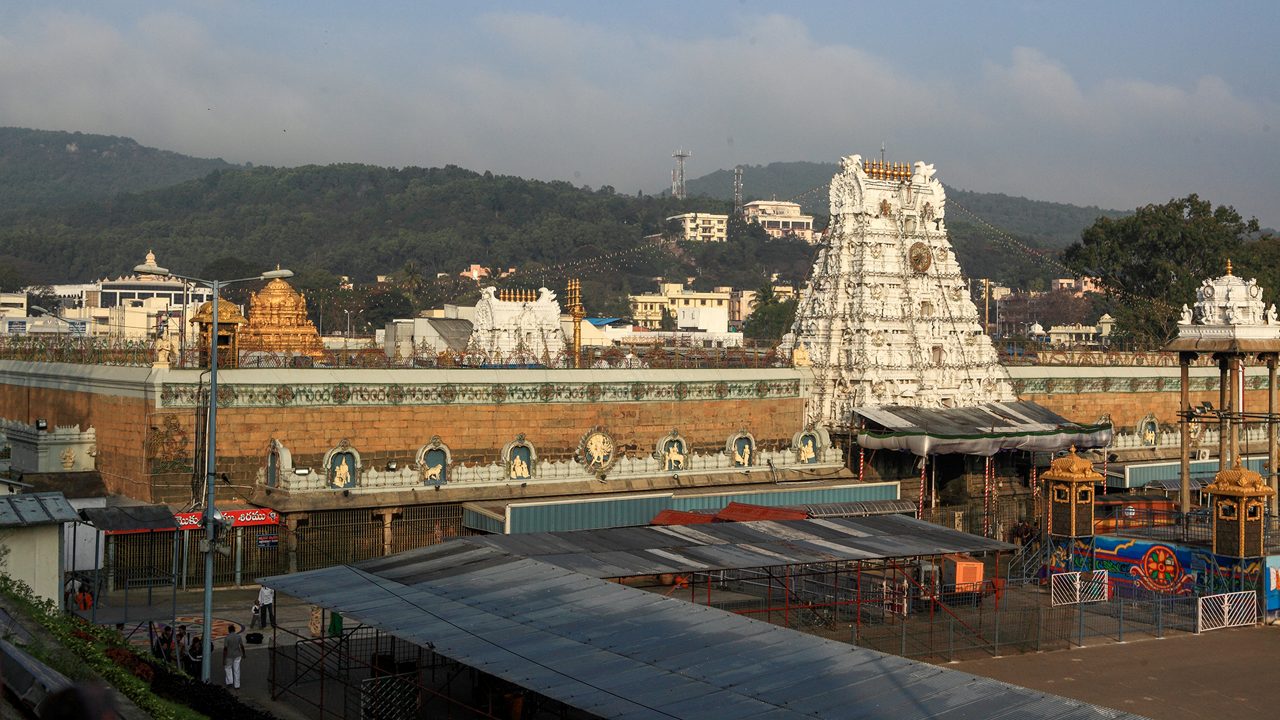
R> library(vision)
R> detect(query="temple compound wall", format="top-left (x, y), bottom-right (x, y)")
top-left (0, 362), bottom-right (815, 507)
top-left (3, 359), bottom-right (1255, 507)
top-left (1008, 363), bottom-right (1276, 437)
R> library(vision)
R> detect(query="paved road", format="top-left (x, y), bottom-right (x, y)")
top-left (953, 625), bottom-right (1280, 720)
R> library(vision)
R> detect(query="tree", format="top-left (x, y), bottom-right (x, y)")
top-left (1064, 195), bottom-right (1259, 348)
top-left (25, 285), bottom-right (61, 315)
top-left (742, 285), bottom-right (797, 341)
top-left (362, 288), bottom-right (413, 330)
top-left (200, 256), bottom-right (262, 305)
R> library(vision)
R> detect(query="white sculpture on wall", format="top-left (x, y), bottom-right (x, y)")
top-left (780, 155), bottom-right (1014, 427)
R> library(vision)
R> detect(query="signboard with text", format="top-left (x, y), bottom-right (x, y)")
top-left (174, 507), bottom-right (280, 530)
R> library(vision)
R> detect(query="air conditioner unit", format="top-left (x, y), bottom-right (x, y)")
top-left (1197, 449), bottom-right (1210, 461)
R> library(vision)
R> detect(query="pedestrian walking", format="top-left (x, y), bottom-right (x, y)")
top-left (186, 634), bottom-right (203, 676)
top-left (172, 625), bottom-right (190, 668)
top-left (257, 585), bottom-right (276, 628)
top-left (151, 625), bottom-right (172, 663)
top-left (223, 624), bottom-right (246, 689)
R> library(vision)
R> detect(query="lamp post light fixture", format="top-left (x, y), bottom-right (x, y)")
top-left (133, 260), bottom-right (292, 683)
top-left (29, 305), bottom-right (74, 336)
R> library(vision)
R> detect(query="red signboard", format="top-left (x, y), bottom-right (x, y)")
top-left (174, 507), bottom-right (280, 530)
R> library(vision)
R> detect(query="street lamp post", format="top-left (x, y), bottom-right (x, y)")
top-left (29, 305), bottom-right (70, 337)
top-left (134, 260), bottom-right (292, 683)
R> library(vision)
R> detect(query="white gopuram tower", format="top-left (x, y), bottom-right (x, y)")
top-left (782, 155), bottom-right (1015, 428)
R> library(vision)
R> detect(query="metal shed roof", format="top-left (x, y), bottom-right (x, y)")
top-left (265, 550), bottom-right (1144, 720)
top-left (380, 515), bottom-right (1013, 581)
top-left (79, 505), bottom-right (179, 532)
top-left (0, 493), bottom-right (78, 528)
top-left (855, 401), bottom-right (1113, 456)
top-left (798, 499), bottom-right (918, 517)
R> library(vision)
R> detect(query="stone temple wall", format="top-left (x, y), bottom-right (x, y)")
top-left (0, 362), bottom-right (810, 505)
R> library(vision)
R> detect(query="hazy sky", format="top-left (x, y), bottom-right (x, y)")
top-left (2, 1), bottom-right (1277, 225)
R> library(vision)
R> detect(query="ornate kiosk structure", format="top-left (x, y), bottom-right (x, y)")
top-left (1165, 261), bottom-right (1280, 515)
top-left (190, 301), bottom-right (246, 369)
top-left (1042, 447), bottom-right (1100, 572)
top-left (1204, 459), bottom-right (1275, 559)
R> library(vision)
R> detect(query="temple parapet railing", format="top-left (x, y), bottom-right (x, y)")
top-left (260, 443), bottom-right (843, 494)
top-left (999, 345), bottom-right (1217, 368)
top-left (0, 336), bottom-right (784, 370)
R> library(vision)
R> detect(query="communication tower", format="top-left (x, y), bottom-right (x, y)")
top-left (671, 148), bottom-right (691, 200)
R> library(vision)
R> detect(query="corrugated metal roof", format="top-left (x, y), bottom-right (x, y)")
top-left (1164, 336), bottom-right (1280, 353)
top-left (0, 493), bottom-right (78, 528)
top-left (386, 515), bottom-right (1013, 581)
top-left (264, 549), bottom-right (1146, 720)
top-left (469, 482), bottom-right (899, 534)
top-left (713, 502), bottom-right (808, 522)
top-left (1107, 455), bottom-right (1263, 489)
top-left (798, 499), bottom-right (918, 517)
top-left (424, 317), bottom-right (474, 351)
top-left (650, 509), bottom-right (715, 525)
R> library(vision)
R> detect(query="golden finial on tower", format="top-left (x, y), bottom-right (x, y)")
top-left (1226, 258), bottom-right (1233, 276)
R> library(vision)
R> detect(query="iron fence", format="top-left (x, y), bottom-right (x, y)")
top-left (271, 624), bottom-right (591, 720)
top-left (94, 505), bottom-right (466, 591)
top-left (659, 560), bottom-right (1204, 663)
top-left (1098, 507), bottom-right (1280, 552)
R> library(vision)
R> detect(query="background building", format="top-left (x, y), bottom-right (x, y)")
top-left (666, 212), bottom-right (728, 242)
top-left (743, 200), bottom-right (816, 243)
top-left (628, 283), bottom-right (730, 332)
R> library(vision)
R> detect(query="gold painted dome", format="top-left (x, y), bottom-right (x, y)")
top-left (1041, 446), bottom-right (1102, 482)
top-left (189, 301), bottom-right (247, 325)
top-left (1205, 458), bottom-right (1276, 497)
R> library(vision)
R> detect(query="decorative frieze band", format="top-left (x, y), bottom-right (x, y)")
top-left (159, 378), bottom-right (802, 409)
top-left (1012, 375), bottom-right (1235, 396)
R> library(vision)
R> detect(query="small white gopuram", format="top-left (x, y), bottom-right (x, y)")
top-left (780, 155), bottom-right (1015, 428)
top-left (469, 287), bottom-right (567, 361)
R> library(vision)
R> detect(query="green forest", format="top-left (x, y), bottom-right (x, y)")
top-left (0, 129), bottom-right (817, 325)
top-left (7, 127), bottom-right (1272, 346)
top-left (0, 127), bottom-right (234, 209)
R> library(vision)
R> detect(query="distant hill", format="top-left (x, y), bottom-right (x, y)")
top-left (0, 127), bottom-right (235, 211)
top-left (0, 162), bottom-right (818, 316)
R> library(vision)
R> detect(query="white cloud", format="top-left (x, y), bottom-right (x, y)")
top-left (0, 9), bottom-right (1275, 225)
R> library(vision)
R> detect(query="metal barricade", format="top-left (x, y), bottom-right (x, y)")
top-left (1196, 591), bottom-right (1257, 633)
top-left (1050, 570), bottom-right (1108, 606)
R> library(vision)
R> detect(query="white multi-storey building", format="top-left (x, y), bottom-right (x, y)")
top-left (742, 200), bottom-right (816, 243)
top-left (666, 212), bottom-right (728, 243)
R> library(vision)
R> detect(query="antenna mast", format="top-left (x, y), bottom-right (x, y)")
top-left (672, 148), bottom-right (691, 200)
top-left (733, 165), bottom-right (743, 216)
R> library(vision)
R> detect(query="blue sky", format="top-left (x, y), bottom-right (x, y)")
top-left (2, 1), bottom-right (1277, 225)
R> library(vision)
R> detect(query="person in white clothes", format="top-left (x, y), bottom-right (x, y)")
top-left (257, 585), bottom-right (276, 628)
top-left (223, 624), bottom-right (246, 689)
